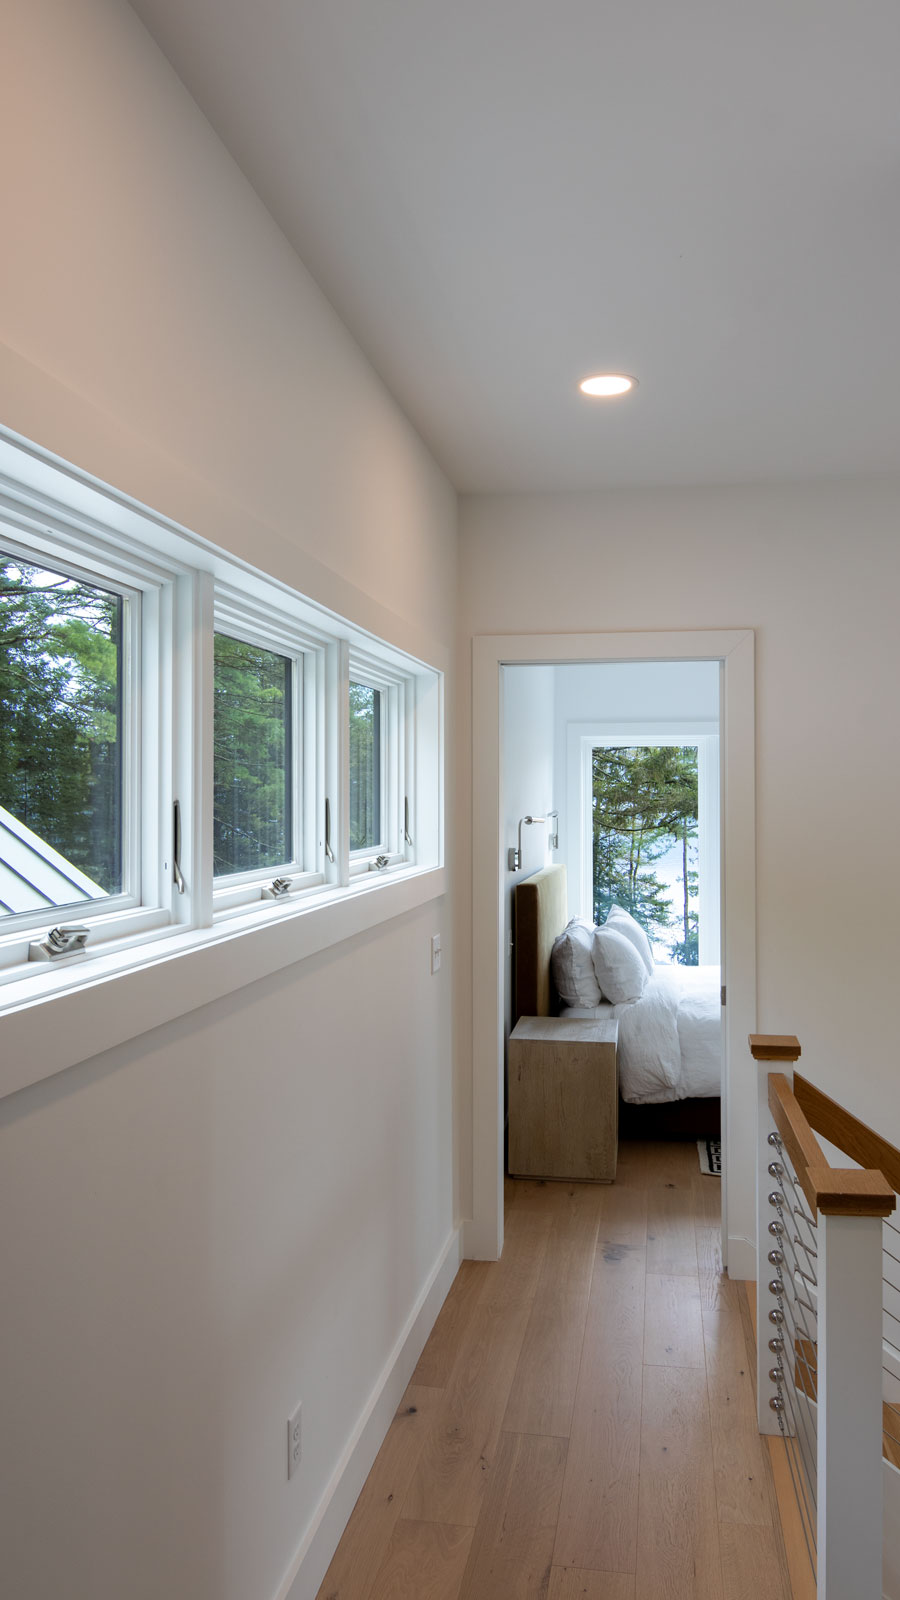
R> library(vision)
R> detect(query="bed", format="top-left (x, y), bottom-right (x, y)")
top-left (514, 863), bottom-right (721, 1139)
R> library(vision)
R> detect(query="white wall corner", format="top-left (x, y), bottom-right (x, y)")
top-left (274, 1226), bottom-right (462, 1600)
top-left (725, 1233), bottom-right (756, 1282)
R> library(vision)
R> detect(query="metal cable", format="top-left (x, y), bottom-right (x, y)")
top-left (882, 1240), bottom-right (900, 1270)
top-left (770, 1210), bottom-right (820, 1355)
top-left (779, 1377), bottom-right (818, 1502)
top-left (781, 1423), bottom-right (817, 1574)
top-left (781, 1413), bottom-right (818, 1575)
top-left (765, 1173), bottom-right (820, 1502)
top-left (775, 1303), bottom-right (819, 1492)
top-left (766, 1268), bottom-right (819, 1490)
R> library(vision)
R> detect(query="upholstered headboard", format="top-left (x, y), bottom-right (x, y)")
top-left (514, 863), bottom-right (568, 1023)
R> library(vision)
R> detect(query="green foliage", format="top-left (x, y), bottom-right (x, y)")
top-left (349, 681), bottom-right (380, 851)
top-left (213, 634), bottom-right (291, 875)
top-left (592, 745), bottom-right (699, 962)
top-left (0, 555), bottom-right (122, 895)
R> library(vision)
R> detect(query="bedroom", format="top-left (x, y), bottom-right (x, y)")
top-left (2, 3), bottom-right (900, 1599)
top-left (503, 657), bottom-right (723, 1142)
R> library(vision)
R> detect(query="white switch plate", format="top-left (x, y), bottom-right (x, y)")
top-left (431, 934), bottom-right (441, 974)
top-left (287, 1401), bottom-right (302, 1479)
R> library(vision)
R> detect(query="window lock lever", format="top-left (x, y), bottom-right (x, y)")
top-left (324, 797), bottom-right (335, 864)
top-left (173, 799), bottom-right (185, 894)
top-left (29, 924), bottom-right (90, 962)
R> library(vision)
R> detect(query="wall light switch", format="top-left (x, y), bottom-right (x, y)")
top-left (431, 934), bottom-right (442, 974)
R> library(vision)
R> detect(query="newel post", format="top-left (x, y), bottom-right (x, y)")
top-left (750, 1034), bottom-right (802, 1434)
top-left (816, 1197), bottom-right (888, 1598)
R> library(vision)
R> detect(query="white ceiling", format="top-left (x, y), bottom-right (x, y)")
top-left (130, 0), bottom-right (900, 493)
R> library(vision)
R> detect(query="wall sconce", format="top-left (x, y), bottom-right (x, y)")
top-left (508, 811), bottom-right (559, 872)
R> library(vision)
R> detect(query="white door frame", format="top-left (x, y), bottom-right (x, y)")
top-left (469, 629), bottom-right (757, 1276)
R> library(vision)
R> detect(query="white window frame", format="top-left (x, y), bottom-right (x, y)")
top-left (0, 424), bottom-right (445, 1093)
top-left (211, 586), bottom-right (329, 917)
top-left (0, 510), bottom-right (188, 978)
top-left (565, 717), bottom-right (720, 966)
top-left (346, 649), bottom-right (415, 879)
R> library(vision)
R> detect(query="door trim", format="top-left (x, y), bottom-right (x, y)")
top-left (469, 628), bottom-right (756, 1271)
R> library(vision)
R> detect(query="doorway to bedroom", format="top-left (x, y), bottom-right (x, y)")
top-left (472, 629), bottom-right (756, 1277)
top-left (503, 656), bottom-right (722, 1157)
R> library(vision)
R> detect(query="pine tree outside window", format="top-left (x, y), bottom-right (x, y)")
top-left (349, 681), bottom-right (382, 854)
top-left (1, 551), bottom-right (129, 919)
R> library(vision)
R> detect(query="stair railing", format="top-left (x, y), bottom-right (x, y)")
top-left (751, 1035), bottom-right (897, 1600)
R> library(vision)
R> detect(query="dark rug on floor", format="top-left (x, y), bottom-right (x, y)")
top-left (698, 1138), bottom-right (722, 1175)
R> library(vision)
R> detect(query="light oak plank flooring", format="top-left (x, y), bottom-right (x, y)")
top-left (635, 1365), bottom-right (723, 1599)
top-left (457, 1429), bottom-right (567, 1599)
top-left (366, 1521), bottom-right (474, 1600)
top-left (317, 1148), bottom-right (795, 1600)
top-left (643, 1273), bottom-right (704, 1368)
top-left (549, 1568), bottom-right (636, 1599)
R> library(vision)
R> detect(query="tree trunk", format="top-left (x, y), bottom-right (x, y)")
top-left (682, 819), bottom-right (689, 945)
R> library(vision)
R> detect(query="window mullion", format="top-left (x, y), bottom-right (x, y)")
top-left (325, 639), bottom-right (349, 887)
top-left (385, 685), bottom-right (399, 855)
top-left (172, 570), bottom-right (213, 927)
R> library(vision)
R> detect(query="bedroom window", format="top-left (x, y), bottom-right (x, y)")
top-left (572, 722), bottom-right (720, 967)
top-left (592, 744), bottom-right (700, 964)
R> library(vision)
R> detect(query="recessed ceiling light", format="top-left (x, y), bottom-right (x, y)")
top-left (579, 373), bottom-right (637, 397)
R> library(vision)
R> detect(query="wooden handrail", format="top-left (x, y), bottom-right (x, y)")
top-left (767, 1071), bottom-right (895, 1218)
top-left (794, 1071), bottom-right (900, 1196)
top-left (750, 1033), bottom-right (801, 1063)
top-left (767, 1071), bottom-right (823, 1212)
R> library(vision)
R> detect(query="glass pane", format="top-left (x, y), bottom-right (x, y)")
top-left (0, 552), bottom-right (124, 918)
top-left (591, 744), bottom-right (699, 964)
top-left (349, 681), bottom-right (381, 851)
top-left (213, 634), bottom-right (292, 876)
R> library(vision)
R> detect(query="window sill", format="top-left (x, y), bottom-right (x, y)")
top-left (0, 864), bottom-right (445, 1102)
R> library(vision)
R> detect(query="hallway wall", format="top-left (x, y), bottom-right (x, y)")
top-left (456, 479), bottom-right (900, 1230)
top-left (0, 5), bottom-right (457, 1600)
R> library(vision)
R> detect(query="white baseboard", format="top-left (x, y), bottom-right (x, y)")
top-left (726, 1233), bottom-right (757, 1281)
top-left (273, 1225), bottom-right (462, 1600)
top-left (460, 1212), bottom-right (502, 1261)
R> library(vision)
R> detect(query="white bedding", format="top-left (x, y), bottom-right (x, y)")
top-left (561, 963), bottom-right (721, 1104)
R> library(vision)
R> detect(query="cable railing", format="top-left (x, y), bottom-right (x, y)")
top-left (884, 1212), bottom-right (900, 1474)
top-left (765, 1125), bottom-right (818, 1581)
top-left (750, 1037), bottom-right (897, 1600)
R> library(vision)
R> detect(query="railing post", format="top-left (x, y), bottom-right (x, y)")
top-left (750, 1035), bottom-right (802, 1434)
top-left (817, 1207), bottom-right (885, 1599)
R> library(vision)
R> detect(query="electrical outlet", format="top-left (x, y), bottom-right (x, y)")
top-left (431, 933), bottom-right (441, 974)
top-left (287, 1401), bottom-right (302, 1479)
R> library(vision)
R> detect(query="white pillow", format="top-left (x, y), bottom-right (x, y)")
top-left (605, 904), bottom-right (655, 976)
top-left (590, 924), bottom-right (648, 1004)
top-left (550, 918), bottom-right (603, 1007)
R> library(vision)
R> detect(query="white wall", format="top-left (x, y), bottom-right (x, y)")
top-left (550, 660), bottom-right (719, 925)
top-left (0, 5), bottom-right (457, 1600)
top-left (502, 664), bottom-right (555, 1033)
top-left (457, 480), bottom-right (900, 1225)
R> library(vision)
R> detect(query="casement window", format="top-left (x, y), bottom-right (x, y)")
top-left (0, 522), bottom-right (182, 975)
top-left (0, 429), bottom-right (442, 998)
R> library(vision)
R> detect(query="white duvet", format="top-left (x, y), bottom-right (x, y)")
top-left (561, 963), bottom-right (721, 1104)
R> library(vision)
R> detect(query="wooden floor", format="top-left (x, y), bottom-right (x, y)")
top-left (317, 1142), bottom-right (793, 1600)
